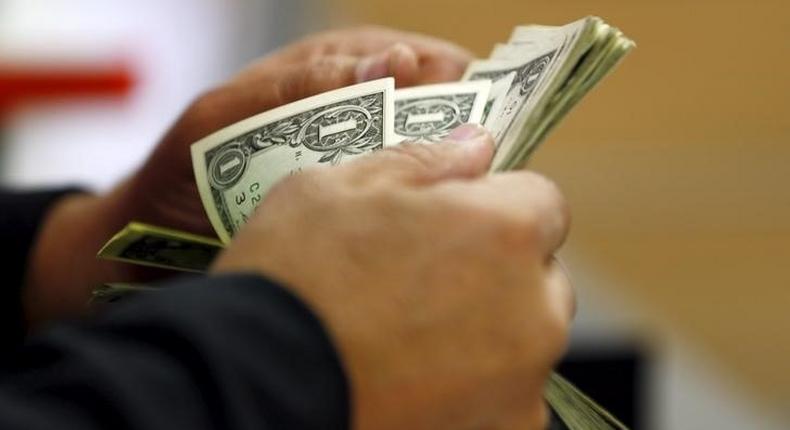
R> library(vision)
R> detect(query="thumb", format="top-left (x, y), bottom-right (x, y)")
top-left (344, 124), bottom-right (495, 186)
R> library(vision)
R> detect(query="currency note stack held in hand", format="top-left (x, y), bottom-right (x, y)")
top-left (96, 15), bottom-right (634, 430)
top-left (185, 16), bottom-right (634, 243)
top-left (101, 16), bottom-right (633, 250)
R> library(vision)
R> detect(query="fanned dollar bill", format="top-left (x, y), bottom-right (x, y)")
top-left (394, 80), bottom-right (490, 142)
top-left (464, 16), bottom-right (635, 171)
top-left (192, 78), bottom-right (395, 243)
top-left (546, 373), bottom-right (629, 430)
top-left (91, 282), bottom-right (157, 304)
top-left (97, 222), bottom-right (224, 272)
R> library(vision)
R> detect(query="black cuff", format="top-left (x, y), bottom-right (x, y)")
top-left (105, 273), bottom-right (352, 429)
top-left (0, 187), bottom-right (84, 351)
top-left (2, 273), bottom-right (349, 430)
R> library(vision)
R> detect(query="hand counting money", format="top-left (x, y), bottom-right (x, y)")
top-left (96, 16), bottom-right (635, 430)
top-left (101, 14), bottom-right (634, 264)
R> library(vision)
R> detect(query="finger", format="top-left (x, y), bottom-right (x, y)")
top-left (495, 172), bottom-right (570, 257)
top-left (351, 26), bottom-right (473, 67)
top-left (341, 124), bottom-right (494, 186)
top-left (275, 55), bottom-right (364, 106)
top-left (214, 52), bottom-right (389, 130)
top-left (433, 171), bottom-right (571, 256)
top-left (356, 43), bottom-right (420, 87)
top-left (496, 401), bottom-right (550, 430)
top-left (225, 42), bottom-right (451, 130)
top-left (277, 44), bottom-right (419, 103)
top-left (349, 30), bottom-right (471, 84)
top-left (495, 266), bottom-right (575, 429)
top-left (546, 258), bottom-right (576, 328)
top-left (276, 25), bottom-right (473, 76)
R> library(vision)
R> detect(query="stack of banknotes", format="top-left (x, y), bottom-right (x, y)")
top-left (96, 16), bottom-right (634, 430)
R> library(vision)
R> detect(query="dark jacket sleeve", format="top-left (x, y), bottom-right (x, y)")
top-left (0, 274), bottom-right (350, 430)
top-left (0, 188), bottom-right (82, 348)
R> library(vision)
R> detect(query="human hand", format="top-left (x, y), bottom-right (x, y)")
top-left (128, 25), bottom-right (474, 237)
top-left (24, 26), bottom-right (472, 325)
top-left (214, 125), bottom-right (573, 430)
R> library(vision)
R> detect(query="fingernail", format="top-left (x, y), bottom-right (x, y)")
top-left (448, 124), bottom-right (486, 141)
top-left (356, 53), bottom-right (390, 82)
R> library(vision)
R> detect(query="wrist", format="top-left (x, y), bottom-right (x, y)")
top-left (24, 181), bottom-right (142, 326)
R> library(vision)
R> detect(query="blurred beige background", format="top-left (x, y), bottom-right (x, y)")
top-left (333, 0), bottom-right (790, 415)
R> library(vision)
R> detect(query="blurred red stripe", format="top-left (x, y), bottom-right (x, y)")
top-left (0, 62), bottom-right (135, 115)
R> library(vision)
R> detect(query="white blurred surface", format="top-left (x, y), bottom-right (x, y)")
top-left (0, 0), bottom-right (322, 190)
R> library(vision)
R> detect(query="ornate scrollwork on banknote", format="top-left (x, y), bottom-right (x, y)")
top-left (192, 78), bottom-right (395, 242)
top-left (393, 80), bottom-right (490, 142)
top-left (395, 96), bottom-right (465, 139)
top-left (464, 51), bottom-right (556, 144)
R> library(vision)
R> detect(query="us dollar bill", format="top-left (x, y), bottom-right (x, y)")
top-left (546, 373), bottom-right (629, 430)
top-left (463, 18), bottom-right (592, 170)
top-left (91, 282), bottom-right (157, 305)
top-left (192, 78), bottom-right (395, 243)
top-left (464, 16), bottom-right (634, 171)
top-left (503, 16), bottom-right (636, 169)
top-left (97, 222), bottom-right (224, 272)
top-left (394, 80), bottom-right (490, 142)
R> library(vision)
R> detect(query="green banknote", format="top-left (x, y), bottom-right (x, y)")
top-left (91, 282), bottom-right (157, 305)
top-left (97, 222), bottom-right (224, 272)
top-left (546, 373), bottom-right (629, 430)
top-left (464, 16), bottom-right (635, 171)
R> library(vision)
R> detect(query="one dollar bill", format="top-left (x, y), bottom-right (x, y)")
top-left (394, 80), bottom-right (491, 142)
top-left (91, 282), bottom-right (157, 305)
top-left (97, 222), bottom-right (223, 272)
top-left (546, 373), bottom-right (629, 429)
top-left (192, 78), bottom-right (395, 243)
top-left (463, 16), bottom-right (634, 171)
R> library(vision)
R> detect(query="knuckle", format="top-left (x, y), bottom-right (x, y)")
top-left (507, 171), bottom-right (571, 249)
top-left (492, 210), bottom-right (544, 254)
top-left (526, 172), bottom-right (570, 221)
top-left (523, 170), bottom-right (560, 196)
top-left (177, 87), bottom-right (239, 143)
top-left (537, 174), bottom-right (572, 246)
top-left (307, 55), bottom-right (341, 70)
